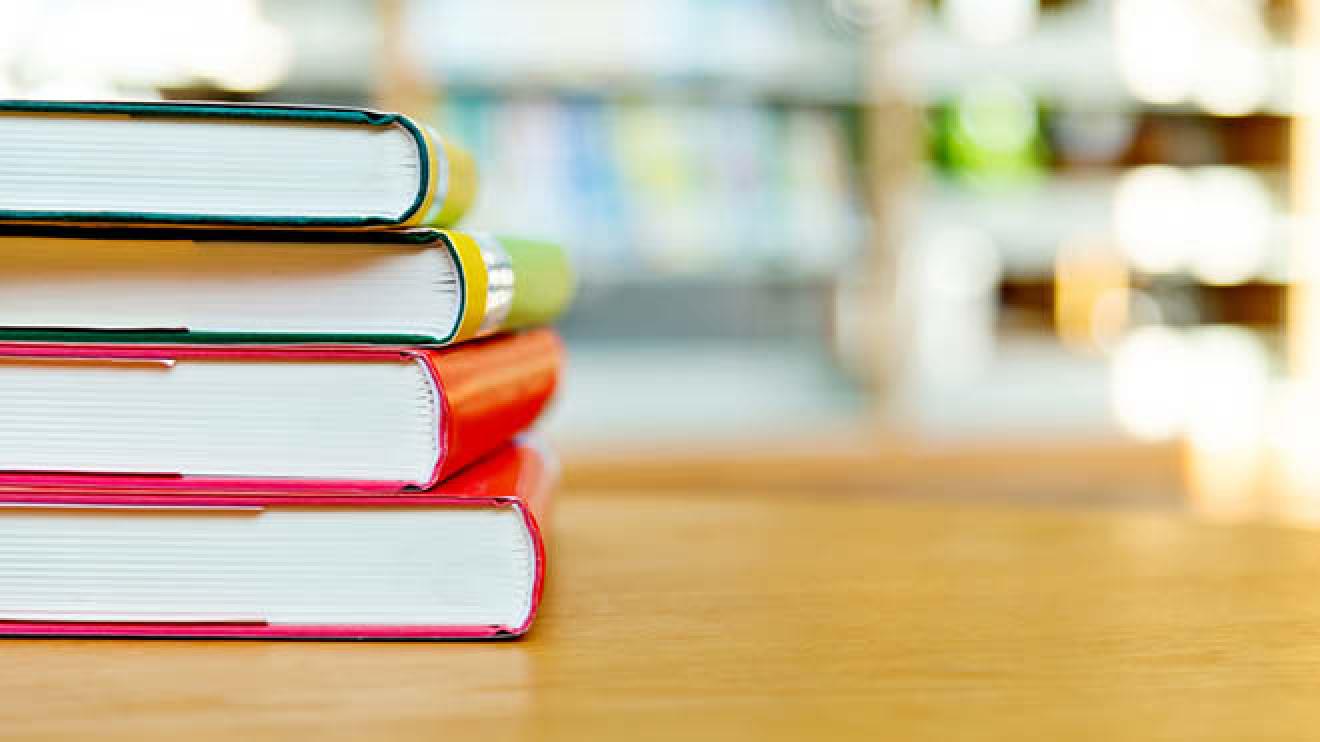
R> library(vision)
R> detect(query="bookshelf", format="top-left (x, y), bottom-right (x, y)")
top-left (379, 0), bottom-right (1297, 453)
top-left (882, 0), bottom-right (1303, 454)
top-left (389, 0), bottom-right (887, 445)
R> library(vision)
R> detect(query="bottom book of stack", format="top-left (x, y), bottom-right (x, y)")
top-left (0, 441), bottom-right (553, 640)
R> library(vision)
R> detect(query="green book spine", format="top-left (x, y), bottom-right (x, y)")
top-left (502, 237), bottom-right (576, 331)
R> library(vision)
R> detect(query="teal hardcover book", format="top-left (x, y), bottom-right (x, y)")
top-left (0, 225), bottom-right (573, 346)
top-left (0, 100), bottom-right (476, 228)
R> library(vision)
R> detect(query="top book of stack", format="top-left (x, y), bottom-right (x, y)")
top-left (0, 100), bottom-right (476, 229)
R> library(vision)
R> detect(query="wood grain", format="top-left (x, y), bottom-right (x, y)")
top-left (3, 489), bottom-right (1320, 740)
top-left (559, 437), bottom-right (1183, 503)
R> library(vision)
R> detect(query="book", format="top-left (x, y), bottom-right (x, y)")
top-left (0, 329), bottom-right (561, 493)
top-left (0, 225), bottom-right (573, 345)
top-left (0, 100), bottom-right (476, 228)
top-left (0, 440), bottom-right (554, 639)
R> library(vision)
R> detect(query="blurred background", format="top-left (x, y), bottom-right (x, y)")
top-left (7, 0), bottom-right (1320, 519)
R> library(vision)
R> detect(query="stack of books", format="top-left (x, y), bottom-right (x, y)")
top-left (0, 100), bottom-right (573, 639)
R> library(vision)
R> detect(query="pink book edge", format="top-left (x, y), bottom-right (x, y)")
top-left (0, 342), bottom-right (449, 493)
top-left (0, 492), bottom-right (547, 640)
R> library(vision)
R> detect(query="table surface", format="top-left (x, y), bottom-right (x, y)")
top-left (6, 487), bottom-right (1320, 740)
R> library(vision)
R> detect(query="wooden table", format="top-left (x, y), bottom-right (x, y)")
top-left (5, 487), bottom-right (1320, 740)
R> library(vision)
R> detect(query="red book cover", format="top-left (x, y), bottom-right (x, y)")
top-left (0, 329), bottom-right (562, 494)
top-left (0, 440), bottom-right (555, 639)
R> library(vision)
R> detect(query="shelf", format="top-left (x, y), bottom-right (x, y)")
top-left (435, 78), bottom-right (868, 108)
top-left (901, 5), bottom-right (1294, 116)
top-left (541, 338), bottom-right (865, 442)
top-left (574, 270), bottom-right (841, 289)
top-left (917, 170), bottom-right (1289, 281)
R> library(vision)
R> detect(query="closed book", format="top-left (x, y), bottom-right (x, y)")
top-left (0, 329), bottom-right (561, 493)
top-left (0, 225), bottom-right (574, 345)
top-left (0, 440), bottom-right (554, 639)
top-left (0, 100), bottom-right (476, 228)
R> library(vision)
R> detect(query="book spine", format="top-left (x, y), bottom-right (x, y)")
top-left (406, 123), bottom-right (479, 228)
top-left (499, 235), bottom-right (576, 331)
top-left (424, 329), bottom-right (563, 485)
top-left (445, 232), bottom-right (575, 345)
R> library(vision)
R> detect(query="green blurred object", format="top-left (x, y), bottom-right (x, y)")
top-left (501, 236), bottom-right (577, 329)
top-left (931, 79), bottom-right (1049, 186)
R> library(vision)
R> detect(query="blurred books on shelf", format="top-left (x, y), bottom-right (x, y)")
top-left (437, 95), bottom-right (868, 282)
top-left (392, 0), bottom-right (886, 446)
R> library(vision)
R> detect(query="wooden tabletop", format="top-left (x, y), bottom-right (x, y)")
top-left (5, 487), bottom-right (1320, 740)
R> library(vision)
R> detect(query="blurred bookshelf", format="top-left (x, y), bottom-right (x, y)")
top-left (902, 0), bottom-right (1294, 451)
top-left (399, 0), bottom-right (889, 449)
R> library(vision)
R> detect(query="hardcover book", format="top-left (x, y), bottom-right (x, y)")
top-left (0, 329), bottom-right (562, 493)
top-left (0, 100), bottom-right (476, 228)
top-left (0, 225), bottom-right (573, 345)
top-left (0, 440), bottom-right (555, 639)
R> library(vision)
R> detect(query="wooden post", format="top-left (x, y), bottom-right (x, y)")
top-left (855, 10), bottom-right (919, 422)
top-left (374, 0), bottom-right (434, 120)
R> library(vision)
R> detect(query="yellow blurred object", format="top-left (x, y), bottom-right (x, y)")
top-left (1293, 1), bottom-right (1320, 380)
top-left (1053, 235), bottom-right (1129, 354)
